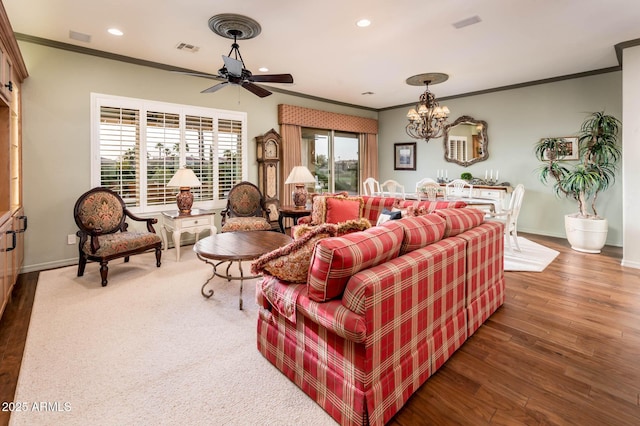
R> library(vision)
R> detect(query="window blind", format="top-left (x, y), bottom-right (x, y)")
top-left (92, 94), bottom-right (247, 212)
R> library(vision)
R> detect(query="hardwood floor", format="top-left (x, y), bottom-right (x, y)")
top-left (1, 233), bottom-right (639, 425)
top-left (0, 272), bottom-right (37, 426)
top-left (390, 234), bottom-right (640, 426)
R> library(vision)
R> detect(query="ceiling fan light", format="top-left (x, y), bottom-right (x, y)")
top-left (418, 104), bottom-right (428, 115)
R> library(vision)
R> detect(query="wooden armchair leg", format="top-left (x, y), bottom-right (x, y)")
top-left (100, 261), bottom-right (109, 287)
top-left (155, 247), bottom-right (162, 267)
top-left (77, 255), bottom-right (87, 277)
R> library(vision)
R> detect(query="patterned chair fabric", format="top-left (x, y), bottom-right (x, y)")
top-left (74, 187), bottom-right (162, 286)
top-left (220, 181), bottom-right (272, 232)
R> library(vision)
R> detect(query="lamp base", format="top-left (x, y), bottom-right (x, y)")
top-left (176, 187), bottom-right (194, 214)
top-left (292, 184), bottom-right (308, 209)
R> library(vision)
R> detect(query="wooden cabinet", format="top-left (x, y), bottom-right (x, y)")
top-left (0, 2), bottom-right (28, 320)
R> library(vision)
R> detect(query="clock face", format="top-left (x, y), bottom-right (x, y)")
top-left (265, 140), bottom-right (277, 159)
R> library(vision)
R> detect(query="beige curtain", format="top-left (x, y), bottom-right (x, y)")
top-left (280, 124), bottom-right (302, 206)
top-left (361, 133), bottom-right (379, 193)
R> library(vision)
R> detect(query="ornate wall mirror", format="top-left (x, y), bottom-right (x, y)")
top-left (443, 116), bottom-right (489, 167)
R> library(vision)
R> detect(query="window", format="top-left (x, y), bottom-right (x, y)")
top-left (301, 128), bottom-right (360, 194)
top-left (91, 94), bottom-right (247, 212)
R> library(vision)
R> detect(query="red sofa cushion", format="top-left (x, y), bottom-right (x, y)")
top-left (307, 221), bottom-right (404, 302)
top-left (325, 196), bottom-right (362, 223)
top-left (434, 208), bottom-right (486, 237)
top-left (395, 214), bottom-right (446, 255)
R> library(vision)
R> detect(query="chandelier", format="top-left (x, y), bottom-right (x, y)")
top-left (405, 73), bottom-right (450, 142)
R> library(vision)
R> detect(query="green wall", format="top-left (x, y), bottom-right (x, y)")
top-left (378, 72), bottom-right (622, 246)
top-left (18, 41), bottom-right (376, 271)
top-left (19, 40), bottom-right (624, 272)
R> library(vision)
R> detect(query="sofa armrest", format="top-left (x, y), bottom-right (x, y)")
top-left (297, 293), bottom-right (367, 343)
top-left (123, 208), bottom-right (158, 233)
top-left (257, 275), bottom-right (366, 343)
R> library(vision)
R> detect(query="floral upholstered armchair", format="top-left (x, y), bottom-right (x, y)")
top-left (73, 187), bottom-right (162, 286)
top-left (220, 181), bottom-right (272, 232)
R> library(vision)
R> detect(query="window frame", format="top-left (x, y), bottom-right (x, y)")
top-left (90, 93), bottom-right (247, 213)
top-left (300, 127), bottom-right (360, 195)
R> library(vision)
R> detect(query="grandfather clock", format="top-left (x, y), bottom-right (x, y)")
top-left (256, 129), bottom-right (282, 227)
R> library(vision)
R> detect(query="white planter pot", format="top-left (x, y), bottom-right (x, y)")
top-left (564, 214), bottom-right (608, 254)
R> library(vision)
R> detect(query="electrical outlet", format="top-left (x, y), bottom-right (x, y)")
top-left (67, 234), bottom-right (76, 245)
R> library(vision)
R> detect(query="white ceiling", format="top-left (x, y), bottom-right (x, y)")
top-left (4, 0), bottom-right (640, 109)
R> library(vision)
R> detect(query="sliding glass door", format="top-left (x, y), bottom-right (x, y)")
top-left (301, 128), bottom-right (359, 195)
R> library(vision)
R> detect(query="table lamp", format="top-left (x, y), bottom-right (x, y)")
top-left (284, 166), bottom-right (316, 208)
top-left (167, 167), bottom-right (202, 214)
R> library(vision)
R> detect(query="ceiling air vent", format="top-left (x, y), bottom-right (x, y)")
top-left (69, 30), bottom-right (91, 43)
top-left (176, 43), bottom-right (200, 53)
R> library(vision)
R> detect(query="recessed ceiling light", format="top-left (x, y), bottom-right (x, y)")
top-left (356, 19), bottom-right (371, 28)
top-left (258, 67), bottom-right (269, 72)
top-left (108, 28), bottom-right (124, 36)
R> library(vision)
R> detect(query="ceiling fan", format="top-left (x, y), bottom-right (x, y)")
top-left (179, 15), bottom-right (294, 98)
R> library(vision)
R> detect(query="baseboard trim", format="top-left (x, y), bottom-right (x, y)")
top-left (21, 259), bottom-right (77, 274)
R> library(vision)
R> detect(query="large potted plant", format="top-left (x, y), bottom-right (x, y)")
top-left (534, 111), bottom-right (621, 253)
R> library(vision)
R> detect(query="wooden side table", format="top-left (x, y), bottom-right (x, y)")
top-left (278, 205), bottom-right (312, 233)
top-left (161, 209), bottom-right (216, 261)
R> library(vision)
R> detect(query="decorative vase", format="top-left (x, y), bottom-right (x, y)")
top-left (564, 214), bottom-right (608, 254)
top-left (291, 184), bottom-right (308, 208)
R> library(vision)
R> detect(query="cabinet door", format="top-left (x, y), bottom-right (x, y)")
top-left (0, 221), bottom-right (8, 317)
top-left (10, 209), bottom-right (25, 284)
top-left (0, 45), bottom-right (12, 102)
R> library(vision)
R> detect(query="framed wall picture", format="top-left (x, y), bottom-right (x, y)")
top-left (543, 136), bottom-right (579, 160)
top-left (394, 142), bottom-right (416, 170)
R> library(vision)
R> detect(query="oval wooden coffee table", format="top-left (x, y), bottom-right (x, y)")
top-left (193, 230), bottom-right (292, 310)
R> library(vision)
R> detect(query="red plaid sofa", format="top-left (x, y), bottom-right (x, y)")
top-left (255, 207), bottom-right (504, 425)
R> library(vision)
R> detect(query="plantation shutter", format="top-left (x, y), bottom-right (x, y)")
top-left (98, 106), bottom-right (140, 207)
top-left (185, 115), bottom-right (214, 202)
top-left (217, 118), bottom-right (244, 199)
top-left (93, 94), bottom-right (247, 212)
top-left (146, 111), bottom-right (180, 206)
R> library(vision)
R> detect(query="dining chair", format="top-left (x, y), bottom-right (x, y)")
top-left (415, 177), bottom-right (438, 193)
top-left (362, 177), bottom-right (381, 196)
top-left (380, 179), bottom-right (406, 199)
top-left (487, 184), bottom-right (525, 252)
top-left (445, 179), bottom-right (473, 198)
top-left (418, 182), bottom-right (441, 201)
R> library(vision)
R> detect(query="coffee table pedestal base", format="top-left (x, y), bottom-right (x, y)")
top-left (197, 254), bottom-right (260, 310)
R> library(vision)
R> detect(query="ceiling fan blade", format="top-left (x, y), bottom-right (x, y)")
top-left (201, 81), bottom-right (230, 93)
top-left (173, 70), bottom-right (224, 81)
top-left (241, 82), bottom-right (272, 98)
top-left (222, 55), bottom-right (244, 77)
top-left (250, 74), bottom-right (294, 84)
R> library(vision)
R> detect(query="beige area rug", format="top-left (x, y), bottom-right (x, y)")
top-left (504, 237), bottom-right (560, 272)
top-left (10, 248), bottom-right (336, 426)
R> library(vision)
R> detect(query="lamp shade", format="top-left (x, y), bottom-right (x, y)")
top-left (284, 166), bottom-right (316, 185)
top-left (167, 168), bottom-right (202, 188)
